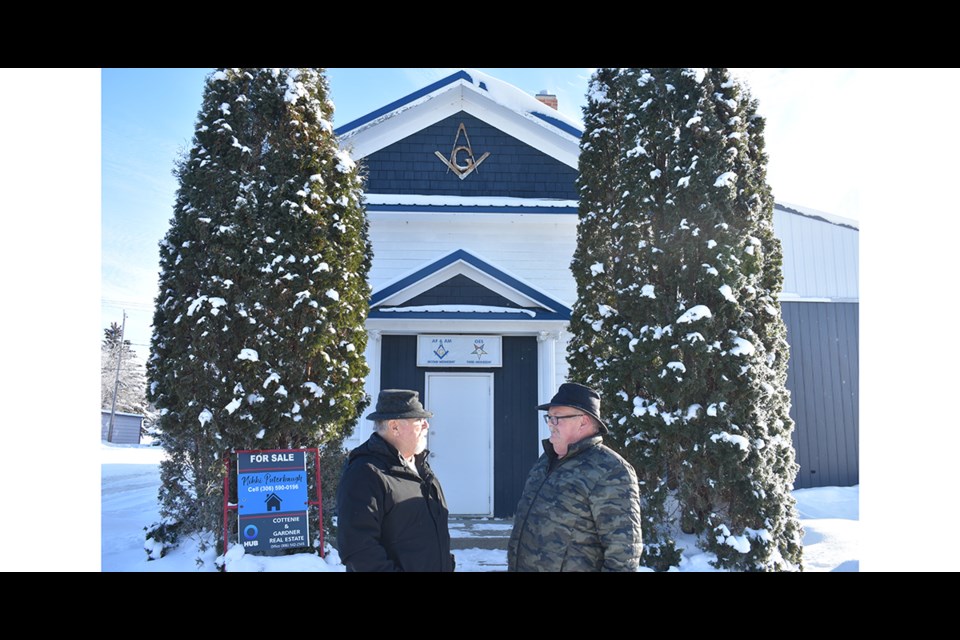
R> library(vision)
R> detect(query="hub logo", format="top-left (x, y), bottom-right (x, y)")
top-left (243, 524), bottom-right (259, 547)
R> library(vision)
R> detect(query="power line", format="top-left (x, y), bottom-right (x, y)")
top-left (102, 298), bottom-right (154, 312)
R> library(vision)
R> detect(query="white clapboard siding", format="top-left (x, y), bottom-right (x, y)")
top-left (369, 212), bottom-right (578, 306)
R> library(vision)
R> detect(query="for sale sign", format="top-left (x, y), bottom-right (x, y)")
top-left (237, 450), bottom-right (309, 553)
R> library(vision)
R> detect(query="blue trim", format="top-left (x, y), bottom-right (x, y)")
top-left (370, 249), bottom-right (572, 316)
top-left (335, 69), bottom-right (584, 141)
top-left (335, 70), bottom-right (474, 136)
top-left (530, 111), bottom-right (583, 138)
top-left (368, 309), bottom-right (571, 321)
top-left (366, 204), bottom-right (578, 214)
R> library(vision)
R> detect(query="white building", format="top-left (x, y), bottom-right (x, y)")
top-left (336, 70), bottom-right (859, 516)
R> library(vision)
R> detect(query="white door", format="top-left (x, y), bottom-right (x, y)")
top-left (425, 372), bottom-right (493, 516)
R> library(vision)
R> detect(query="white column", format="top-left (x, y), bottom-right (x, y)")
top-left (537, 330), bottom-right (559, 454)
top-left (349, 329), bottom-right (382, 449)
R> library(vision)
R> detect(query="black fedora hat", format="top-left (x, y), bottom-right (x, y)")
top-left (537, 382), bottom-right (608, 434)
top-left (366, 389), bottom-right (434, 421)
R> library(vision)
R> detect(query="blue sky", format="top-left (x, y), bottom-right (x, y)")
top-left (100, 67), bottom-right (872, 358)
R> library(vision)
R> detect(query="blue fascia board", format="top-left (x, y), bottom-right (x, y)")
top-left (370, 248), bottom-right (572, 315)
top-left (335, 69), bottom-right (583, 140)
top-left (335, 70), bottom-right (475, 136)
top-left (365, 204), bottom-right (578, 214)
top-left (530, 111), bottom-right (583, 138)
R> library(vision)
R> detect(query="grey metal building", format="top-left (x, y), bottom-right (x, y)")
top-left (774, 203), bottom-right (859, 489)
top-left (100, 410), bottom-right (143, 445)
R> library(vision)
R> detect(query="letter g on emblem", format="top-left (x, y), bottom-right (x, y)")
top-left (435, 123), bottom-right (490, 180)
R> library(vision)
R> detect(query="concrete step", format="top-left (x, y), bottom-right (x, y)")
top-left (449, 517), bottom-right (512, 551)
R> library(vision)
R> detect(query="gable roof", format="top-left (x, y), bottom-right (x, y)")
top-left (369, 249), bottom-right (571, 321)
top-left (336, 69), bottom-right (583, 169)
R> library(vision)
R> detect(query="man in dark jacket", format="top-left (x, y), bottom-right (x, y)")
top-left (335, 389), bottom-right (455, 572)
top-left (508, 382), bottom-right (643, 572)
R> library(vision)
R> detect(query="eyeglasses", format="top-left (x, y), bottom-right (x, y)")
top-left (543, 414), bottom-right (584, 425)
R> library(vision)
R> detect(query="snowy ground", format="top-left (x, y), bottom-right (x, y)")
top-left (101, 442), bottom-right (858, 572)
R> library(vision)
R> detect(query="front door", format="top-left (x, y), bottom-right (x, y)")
top-left (424, 372), bottom-right (493, 516)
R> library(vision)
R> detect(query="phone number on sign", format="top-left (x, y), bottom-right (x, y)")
top-left (248, 484), bottom-right (301, 492)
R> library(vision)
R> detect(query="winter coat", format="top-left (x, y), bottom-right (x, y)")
top-left (335, 431), bottom-right (455, 572)
top-left (508, 434), bottom-right (643, 572)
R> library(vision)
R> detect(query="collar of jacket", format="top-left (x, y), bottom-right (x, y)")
top-left (352, 432), bottom-right (405, 467)
top-left (363, 432), bottom-right (434, 479)
top-left (542, 434), bottom-right (603, 461)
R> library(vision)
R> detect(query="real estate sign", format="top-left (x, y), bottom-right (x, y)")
top-left (237, 450), bottom-right (310, 553)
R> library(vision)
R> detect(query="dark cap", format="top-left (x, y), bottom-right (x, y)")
top-left (537, 382), bottom-right (608, 434)
top-left (366, 389), bottom-right (434, 421)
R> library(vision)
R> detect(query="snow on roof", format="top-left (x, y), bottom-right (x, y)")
top-left (100, 410), bottom-right (146, 418)
top-left (365, 195), bottom-right (852, 227)
top-left (775, 201), bottom-right (859, 230)
top-left (378, 304), bottom-right (537, 317)
top-left (459, 68), bottom-right (582, 138)
top-left (335, 69), bottom-right (583, 141)
top-left (365, 194), bottom-right (577, 208)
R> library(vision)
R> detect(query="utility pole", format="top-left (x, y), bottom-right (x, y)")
top-left (107, 310), bottom-right (126, 443)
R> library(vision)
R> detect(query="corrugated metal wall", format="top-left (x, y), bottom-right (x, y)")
top-left (100, 412), bottom-right (143, 445)
top-left (781, 302), bottom-right (859, 489)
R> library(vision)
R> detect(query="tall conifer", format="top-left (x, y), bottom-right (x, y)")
top-left (569, 68), bottom-right (803, 571)
top-left (147, 68), bottom-right (371, 556)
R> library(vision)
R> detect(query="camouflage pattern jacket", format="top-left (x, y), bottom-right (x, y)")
top-left (507, 435), bottom-right (643, 572)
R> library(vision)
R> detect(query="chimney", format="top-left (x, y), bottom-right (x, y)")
top-left (535, 89), bottom-right (558, 110)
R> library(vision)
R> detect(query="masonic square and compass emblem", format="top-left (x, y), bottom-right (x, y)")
top-left (434, 122), bottom-right (490, 180)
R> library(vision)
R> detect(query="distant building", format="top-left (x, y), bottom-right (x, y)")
top-left (336, 69), bottom-right (858, 515)
top-left (771, 202), bottom-right (858, 490)
top-left (101, 410), bottom-right (143, 445)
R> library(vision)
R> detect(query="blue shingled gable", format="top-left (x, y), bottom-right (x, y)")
top-left (363, 113), bottom-right (578, 199)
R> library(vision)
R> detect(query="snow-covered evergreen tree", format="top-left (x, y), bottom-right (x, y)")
top-left (568, 68), bottom-right (623, 386)
top-left (568, 68), bottom-right (803, 571)
top-left (101, 321), bottom-right (149, 416)
top-left (147, 68), bottom-right (372, 557)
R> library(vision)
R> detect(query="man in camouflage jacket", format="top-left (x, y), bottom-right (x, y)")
top-left (508, 383), bottom-right (643, 572)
